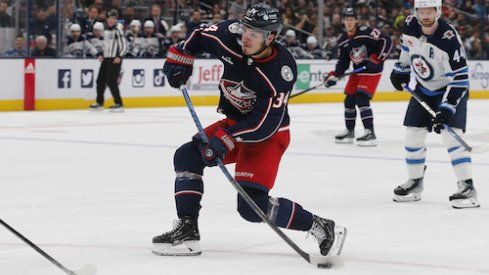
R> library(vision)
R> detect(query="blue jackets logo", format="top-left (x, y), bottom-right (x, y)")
top-left (81, 69), bottom-right (94, 88)
top-left (153, 69), bottom-right (165, 87)
top-left (132, 69), bottom-right (145, 87)
top-left (58, 69), bottom-right (71, 88)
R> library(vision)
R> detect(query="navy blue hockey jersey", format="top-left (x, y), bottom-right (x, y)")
top-left (182, 20), bottom-right (297, 143)
top-left (335, 25), bottom-right (392, 75)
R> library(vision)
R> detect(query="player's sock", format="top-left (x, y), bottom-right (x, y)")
top-left (174, 172), bottom-right (203, 218)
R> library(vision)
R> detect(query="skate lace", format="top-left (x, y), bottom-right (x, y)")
top-left (308, 221), bottom-right (326, 243)
top-left (399, 179), bottom-right (417, 190)
top-left (163, 219), bottom-right (184, 235)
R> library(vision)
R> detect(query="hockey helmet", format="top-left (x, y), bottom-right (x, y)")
top-left (414, 0), bottom-right (442, 21)
top-left (242, 4), bottom-right (283, 38)
top-left (342, 6), bottom-right (357, 19)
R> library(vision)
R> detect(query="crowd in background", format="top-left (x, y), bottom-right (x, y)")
top-left (0, 0), bottom-right (489, 59)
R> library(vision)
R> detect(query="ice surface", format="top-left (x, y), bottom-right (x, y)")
top-left (1, 100), bottom-right (488, 275)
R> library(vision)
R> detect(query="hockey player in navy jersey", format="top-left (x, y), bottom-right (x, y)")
top-left (152, 4), bottom-right (346, 257)
top-left (390, 0), bottom-right (479, 208)
top-left (325, 7), bottom-right (392, 146)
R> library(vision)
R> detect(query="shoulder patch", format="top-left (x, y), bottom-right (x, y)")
top-left (228, 22), bottom-right (242, 34)
top-left (442, 30), bottom-right (455, 40)
top-left (405, 15), bottom-right (414, 26)
top-left (281, 65), bottom-right (294, 82)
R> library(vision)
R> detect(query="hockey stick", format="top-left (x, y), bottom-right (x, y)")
top-left (180, 85), bottom-right (341, 268)
top-left (289, 66), bottom-right (366, 99)
top-left (403, 85), bottom-right (488, 154)
top-left (0, 219), bottom-right (97, 275)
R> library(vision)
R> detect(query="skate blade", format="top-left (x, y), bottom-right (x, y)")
top-left (109, 108), bottom-right (125, 113)
top-left (393, 193), bottom-right (421, 202)
top-left (356, 140), bottom-right (377, 147)
top-left (327, 226), bottom-right (347, 257)
top-left (451, 198), bottom-right (481, 209)
top-left (310, 255), bottom-right (344, 268)
top-left (152, 241), bottom-right (202, 256)
top-left (335, 138), bottom-right (354, 144)
top-left (89, 108), bottom-right (103, 111)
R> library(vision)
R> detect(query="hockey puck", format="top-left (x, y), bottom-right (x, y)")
top-left (317, 263), bottom-right (332, 269)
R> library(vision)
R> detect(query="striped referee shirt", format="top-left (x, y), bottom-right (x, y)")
top-left (103, 26), bottom-right (128, 58)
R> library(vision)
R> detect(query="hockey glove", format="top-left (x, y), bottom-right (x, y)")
top-left (200, 128), bottom-right (236, 167)
top-left (365, 53), bottom-right (383, 71)
top-left (432, 102), bottom-right (456, 134)
top-left (390, 62), bottom-right (411, 91)
top-left (324, 71), bottom-right (338, 88)
top-left (163, 45), bottom-right (195, 88)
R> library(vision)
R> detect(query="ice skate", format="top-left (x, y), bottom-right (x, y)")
top-left (356, 129), bottom-right (376, 147)
top-left (393, 177), bottom-right (424, 202)
top-left (449, 179), bottom-right (480, 209)
top-left (152, 216), bottom-right (202, 256)
top-left (89, 103), bottom-right (103, 111)
top-left (335, 129), bottom-right (355, 144)
top-left (308, 215), bottom-right (347, 257)
top-left (109, 104), bottom-right (124, 113)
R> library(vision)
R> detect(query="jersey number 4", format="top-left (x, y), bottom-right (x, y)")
top-left (453, 47), bottom-right (466, 62)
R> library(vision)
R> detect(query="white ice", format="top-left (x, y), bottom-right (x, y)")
top-left (1, 100), bottom-right (489, 275)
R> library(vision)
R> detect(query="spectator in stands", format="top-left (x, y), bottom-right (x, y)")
top-left (0, 0), bottom-right (12, 27)
top-left (304, 36), bottom-right (327, 59)
top-left (186, 9), bottom-right (202, 34)
top-left (88, 21), bottom-right (105, 56)
top-left (323, 25), bottom-right (338, 59)
top-left (145, 4), bottom-right (168, 39)
top-left (31, 35), bottom-right (56, 57)
top-left (3, 35), bottom-right (26, 57)
top-left (281, 29), bottom-right (299, 47)
top-left (140, 20), bottom-right (161, 57)
top-left (30, 7), bottom-right (53, 45)
top-left (126, 19), bottom-right (142, 57)
top-left (79, 5), bottom-right (99, 35)
top-left (123, 3), bottom-right (136, 30)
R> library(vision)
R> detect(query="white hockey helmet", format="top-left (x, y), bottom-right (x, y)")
top-left (414, 0), bottom-right (442, 21)
top-left (93, 21), bottom-right (104, 31)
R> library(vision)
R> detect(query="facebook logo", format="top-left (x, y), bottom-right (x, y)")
top-left (81, 69), bottom-right (94, 88)
top-left (153, 69), bottom-right (165, 87)
top-left (58, 69), bottom-right (71, 88)
top-left (132, 69), bottom-right (145, 87)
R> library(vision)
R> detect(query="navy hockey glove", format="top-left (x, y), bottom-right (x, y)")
top-left (390, 62), bottom-right (411, 91)
top-left (432, 102), bottom-right (456, 134)
top-left (163, 45), bottom-right (195, 88)
top-left (200, 128), bottom-right (236, 167)
top-left (365, 53), bottom-right (383, 71)
top-left (324, 71), bottom-right (338, 88)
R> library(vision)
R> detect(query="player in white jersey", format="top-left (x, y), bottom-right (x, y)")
top-left (389, 0), bottom-right (479, 209)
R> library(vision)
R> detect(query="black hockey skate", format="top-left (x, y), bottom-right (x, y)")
top-left (152, 216), bottom-right (202, 256)
top-left (109, 104), bottom-right (124, 113)
top-left (449, 179), bottom-right (480, 209)
top-left (393, 177), bottom-right (424, 202)
top-left (308, 216), bottom-right (347, 256)
top-left (335, 129), bottom-right (355, 144)
top-left (356, 129), bottom-right (376, 147)
top-left (89, 103), bottom-right (103, 111)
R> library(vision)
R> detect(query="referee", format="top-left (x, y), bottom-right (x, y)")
top-left (90, 9), bottom-right (127, 112)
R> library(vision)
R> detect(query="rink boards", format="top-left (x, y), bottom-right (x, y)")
top-left (0, 59), bottom-right (488, 111)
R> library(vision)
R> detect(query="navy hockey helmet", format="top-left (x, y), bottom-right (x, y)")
top-left (242, 4), bottom-right (283, 38)
top-left (342, 6), bottom-right (357, 18)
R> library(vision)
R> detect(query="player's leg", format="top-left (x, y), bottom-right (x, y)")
top-left (235, 130), bottom-right (346, 256)
top-left (355, 74), bottom-right (381, 146)
top-left (106, 62), bottom-right (124, 111)
top-left (439, 97), bottom-right (479, 208)
top-left (394, 93), bottom-right (432, 202)
top-left (335, 95), bottom-right (356, 143)
top-left (152, 120), bottom-right (236, 255)
top-left (91, 60), bottom-right (108, 109)
top-left (393, 127), bottom-right (428, 202)
top-left (335, 76), bottom-right (358, 143)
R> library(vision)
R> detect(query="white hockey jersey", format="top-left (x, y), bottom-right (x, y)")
top-left (398, 16), bottom-right (469, 107)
